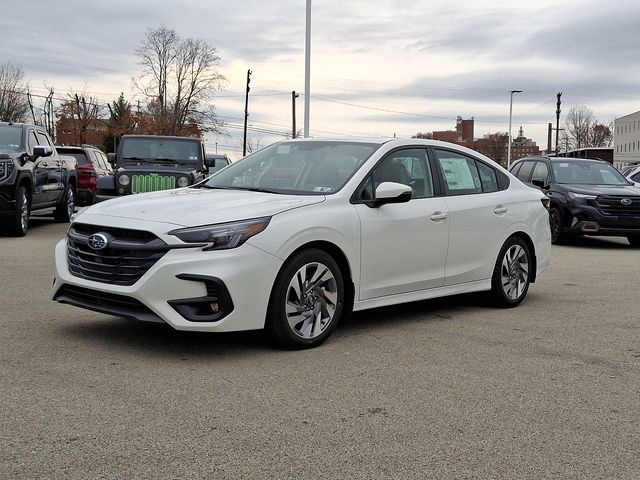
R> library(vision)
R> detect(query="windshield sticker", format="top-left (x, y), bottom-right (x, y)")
top-left (558, 163), bottom-right (569, 167)
top-left (313, 186), bottom-right (334, 193)
top-left (276, 145), bottom-right (291, 154)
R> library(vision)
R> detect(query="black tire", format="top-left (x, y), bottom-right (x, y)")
top-left (549, 207), bottom-right (566, 245)
top-left (266, 248), bottom-right (345, 349)
top-left (6, 186), bottom-right (30, 237)
top-left (489, 236), bottom-right (533, 308)
top-left (54, 183), bottom-right (76, 223)
top-left (628, 236), bottom-right (640, 248)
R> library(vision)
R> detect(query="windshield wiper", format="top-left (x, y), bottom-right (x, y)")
top-left (230, 186), bottom-right (281, 194)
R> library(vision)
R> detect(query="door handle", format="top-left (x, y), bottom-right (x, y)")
top-left (493, 206), bottom-right (508, 215)
top-left (430, 211), bottom-right (448, 221)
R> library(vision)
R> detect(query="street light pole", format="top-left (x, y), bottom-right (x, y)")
top-left (303, 0), bottom-right (311, 138)
top-left (507, 90), bottom-right (522, 170)
top-left (292, 91), bottom-right (299, 138)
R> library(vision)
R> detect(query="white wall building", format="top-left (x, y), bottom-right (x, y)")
top-left (614, 110), bottom-right (640, 169)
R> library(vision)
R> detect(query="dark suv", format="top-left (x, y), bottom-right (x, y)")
top-left (56, 145), bottom-right (112, 206)
top-left (511, 156), bottom-right (640, 246)
top-left (0, 122), bottom-right (77, 236)
top-left (97, 135), bottom-right (209, 200)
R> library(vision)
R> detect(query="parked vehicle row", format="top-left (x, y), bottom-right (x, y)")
top-left (510, 155), bottom-right (640, 246)
top-left (53, 138), bottom-right (551, 348)
top-left (0, 124), bottom-right (230, 236)
top-left (0, 122), bottom-right (76, 236)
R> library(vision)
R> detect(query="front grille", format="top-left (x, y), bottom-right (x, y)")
top-left (67, 223), bottom-right (169, 286)
top-left (131, 174), bottom-right (176, 193)
top-left (594, 196), bottom-right (640, 216)
top-left (55, 284), bottom-right (161, 323)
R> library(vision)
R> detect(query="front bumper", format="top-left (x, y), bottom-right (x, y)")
top-left (52, 236), bottom-right (283, 332)
top-left (563, 204), bottom-right (640, 236)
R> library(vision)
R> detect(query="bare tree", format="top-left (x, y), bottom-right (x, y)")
top-left (412, 132), bottom-right (433, 139)
top-left (561, 105), bottom-right (611, 150)
top-left (134, 25), bottom-right (226, 136)
top-left (56, 91), bottom-right (103, 145)
top-left (0, 62), bottom-right (30, 122)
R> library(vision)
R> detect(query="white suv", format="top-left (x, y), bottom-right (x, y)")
top-left (53, 138), bottom-right (551, 348)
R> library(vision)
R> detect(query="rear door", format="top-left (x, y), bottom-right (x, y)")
top-left (431, 147), bottom-right (514, 286)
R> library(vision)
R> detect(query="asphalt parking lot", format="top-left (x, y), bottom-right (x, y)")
top-left (1, 220), bottom-right (639, 480)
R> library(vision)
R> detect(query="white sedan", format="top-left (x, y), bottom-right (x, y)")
top-left (53, 138), bottom-right (551, 348)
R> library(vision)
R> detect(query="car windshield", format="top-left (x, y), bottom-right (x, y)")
top-left (201, 140), bottom-right (380, 195)
top-left (552, 160), bottom-right (630, 186)
top-left (0, 125), bottom-right (23, 153)
top-left (119, 138), bottom-right (202, 165)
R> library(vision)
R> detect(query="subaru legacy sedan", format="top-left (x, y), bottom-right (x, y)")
top-left (53, 139), bottom-right (551, 349)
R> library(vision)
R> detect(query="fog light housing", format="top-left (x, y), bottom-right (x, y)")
top-left (168, 274), bottom-right (234, 322)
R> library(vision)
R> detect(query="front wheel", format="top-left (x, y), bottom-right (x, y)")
top-left (54, 184), bottom-right (75, 222)
top-left (549, 207), bottom-right (565, 244)
top-left (5, 186), bottom-right (30, 236)
top-left (266, 248), bottom-right (345, 349)
top-left (489, 237), bottom-right (532, 308)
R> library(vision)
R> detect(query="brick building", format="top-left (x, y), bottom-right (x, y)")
top-left (430, 118), bottom-right (540, 167)
top-left (432, 117), bottom-right (474, 149)
top-left (56, 116), bottom-right (109, 147)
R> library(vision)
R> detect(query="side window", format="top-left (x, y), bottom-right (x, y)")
top-left (434, 149), bottom-right (482, 195)
top-left (27, 131), bottom-right (39, 153)
top-left (477, 161), bottom-right (499, 193)
top-left (531, 161), bottom-right (549, 184)
top-left (35, 131), bottom-right (51, 146)
top-left (93, 151), bottom-right (106, 170)
top-left (631, 172), bottom-right (640, 182)
top-left (356, 149), bottom-right (433, 200)
top-left (517, 161), bottom-right (535, 182)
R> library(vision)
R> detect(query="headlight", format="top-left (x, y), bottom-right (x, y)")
top-left (118, 174), bottom-right (130, 186)
top-left (567, 192), bottom-right (596, 200)
top-left (177, 176), bottom-right (190, 187)
top-left (169, 217), bottom-right (271, 250)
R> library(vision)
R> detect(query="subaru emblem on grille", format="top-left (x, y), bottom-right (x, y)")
top-left (87, 233), bottom-right (109, 250)
top-left (621, 198), bottom-right (633, 206)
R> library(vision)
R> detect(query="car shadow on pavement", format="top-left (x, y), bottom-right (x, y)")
top-left (557, 236), bottom-right (631, 249)
top-left (58, 293), bottom-right (487, 356)
top-left (59, 317), bottom-right (271, 357)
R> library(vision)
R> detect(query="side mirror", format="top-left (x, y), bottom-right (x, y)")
top-left (107, 153), bottom-right (116, 165)
top-left (32, 145), bottom-right (53, 161)
top-left (366, 182), bottom-right (412, 208)
top-left (531, 178), bottom-right (549, 189)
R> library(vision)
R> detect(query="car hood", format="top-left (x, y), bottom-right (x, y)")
top-left (82, 187), bottom-right (325, 226)
top-left (561, 184), bottom-right (640, 197)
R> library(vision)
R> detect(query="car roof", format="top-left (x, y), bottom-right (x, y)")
top-left (515, 156), bottom-right (608, 164)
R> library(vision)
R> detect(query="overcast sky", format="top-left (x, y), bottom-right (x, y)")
top-left (2, 0), bottom-right (639, 158)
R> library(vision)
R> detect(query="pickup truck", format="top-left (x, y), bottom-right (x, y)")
top-left (0, 122), bottom-right (77, 236)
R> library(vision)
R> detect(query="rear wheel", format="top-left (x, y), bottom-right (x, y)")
top-left (54, 184), bottom-right (75, 222)
top-left (6, 186), bottom-right (30, 236)
top-left (489, 237), bottom-right (532, 308)
top-left (266, 248), bottom-right (345, 349)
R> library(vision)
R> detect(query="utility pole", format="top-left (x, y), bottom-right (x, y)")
top-left (291, 91), bottom-right (299, 139)
top-left (507, 90), bottom-right (522, 170)
top-left (243, 69), bottom-right (252, 157)
top-left (547, 123), bottom-right (552, 154)
top-left (555, 92), bottom-right (562, 155)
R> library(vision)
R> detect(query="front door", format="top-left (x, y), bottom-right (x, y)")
top-left (354, 148), bottom-right (450, 300)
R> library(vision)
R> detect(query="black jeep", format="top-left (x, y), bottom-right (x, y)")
top-left (97, 135), bottom-right (211, 200)
top-left (0, 122), bottom-right (77, 236)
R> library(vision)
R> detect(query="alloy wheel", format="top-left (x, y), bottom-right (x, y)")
top-left (550, 209), bottom-right (561, 243)
top-left (20, 191), bottom-right (28, 233)
top-left (285, 262), bottom-right (338, 339)
top-left (67, 188), bottom-right (75, 218)
top-left (500, 244), bottom-right (529, 300)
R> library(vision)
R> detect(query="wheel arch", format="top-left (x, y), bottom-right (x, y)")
top-left (279, 240), bottom-right (355, 315)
